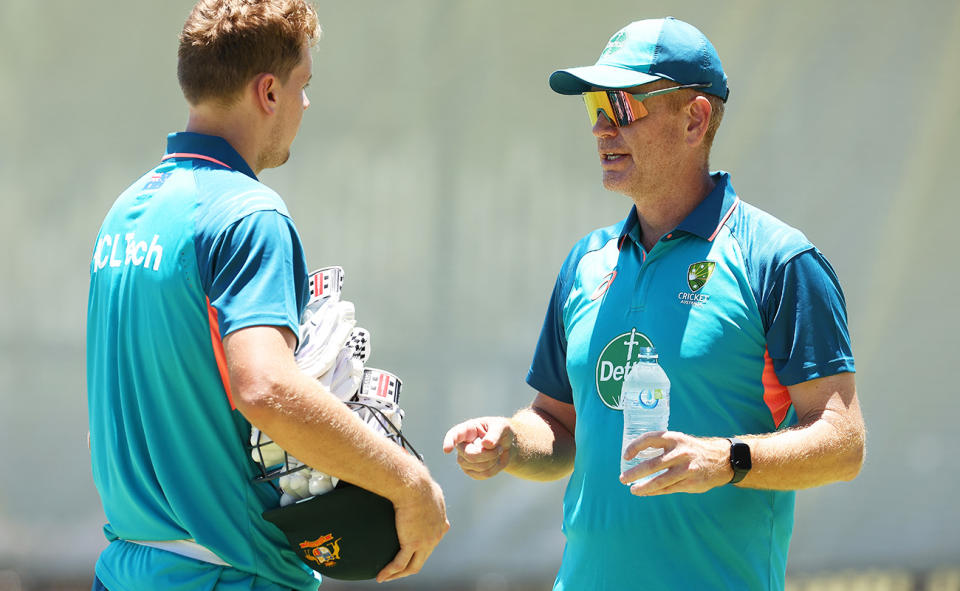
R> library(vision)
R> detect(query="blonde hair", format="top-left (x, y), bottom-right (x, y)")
top-left (177, 0), bottom-right (321, 106)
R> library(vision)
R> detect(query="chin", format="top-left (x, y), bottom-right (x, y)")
top-left (601, 173), bottom-right (626, 194)
top-left (260, 150), bottom-right (291, 171)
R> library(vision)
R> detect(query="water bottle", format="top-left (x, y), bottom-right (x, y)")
top-left (620, 347), bottom-right (670, 484)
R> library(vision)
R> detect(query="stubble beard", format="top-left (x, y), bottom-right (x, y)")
top-left (258, 121), bottom-right (292, 171)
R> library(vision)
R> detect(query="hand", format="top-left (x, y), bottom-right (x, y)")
top-left (376, 478), bottom-right (450, 583)
top-left (620, 431), bottom-right (733, 496)
top-left (442, 417), bottom-right (515, 480)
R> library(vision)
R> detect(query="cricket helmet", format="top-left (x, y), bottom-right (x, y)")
top-left (252, 392), bottom-right (420, 580)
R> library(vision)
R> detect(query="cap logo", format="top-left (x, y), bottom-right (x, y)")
top-left (300, 533), bottom-right (342, 567)
top-left (600, 31), bottom-right (627, 57)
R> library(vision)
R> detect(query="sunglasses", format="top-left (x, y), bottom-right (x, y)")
top-left (582, 83), bottom-right (711, 127)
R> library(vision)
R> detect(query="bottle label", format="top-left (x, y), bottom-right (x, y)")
top-left (639, 388), bottom-right (664, 409)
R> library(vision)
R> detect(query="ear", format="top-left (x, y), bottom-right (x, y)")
top-left (252, 73), bottom-right (279, 115)
top-left (684, 95), bottom-right (712, 147)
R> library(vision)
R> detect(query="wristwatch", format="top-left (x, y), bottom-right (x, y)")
top-left (727, 437), bottom-right (752, 484)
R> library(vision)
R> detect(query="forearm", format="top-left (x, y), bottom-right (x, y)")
top-left (504, 407), bottom-right (576, 482)
top-left (241, 362), bottom-right (430, 504)
top-left (738, 411), bottom-right (865, 490)
top-left (623, 373), bottom-right (864, 496)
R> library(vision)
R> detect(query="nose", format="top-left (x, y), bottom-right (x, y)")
top-left (592, 111), bottom-right (618, 138)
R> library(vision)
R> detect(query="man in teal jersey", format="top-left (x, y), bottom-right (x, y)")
top-left (444, 17), bottom-right (864, 590)
top-left (87, 2), bottom-right (448, 590)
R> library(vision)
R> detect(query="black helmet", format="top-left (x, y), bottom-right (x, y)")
top-left (252, 378), bottom-right (421, 581)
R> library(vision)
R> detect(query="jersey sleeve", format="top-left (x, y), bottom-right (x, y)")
top-left (526, 272), bottom-right (574, 403)
top-left (764, 248), bottom-right (856, 385)
top-left (203, 210), bottom-right (309, 339)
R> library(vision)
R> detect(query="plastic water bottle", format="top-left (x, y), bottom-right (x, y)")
top-left (620, 347), bottom-right (670, 484)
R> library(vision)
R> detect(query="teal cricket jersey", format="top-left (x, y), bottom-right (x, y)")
top-left (526, 172), bottom-right (855, 590)
top-left (87, 132), bottom-right (316, 590)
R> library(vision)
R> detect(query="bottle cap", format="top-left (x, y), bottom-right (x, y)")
top-left (637, 346), bottom-right (658, 358)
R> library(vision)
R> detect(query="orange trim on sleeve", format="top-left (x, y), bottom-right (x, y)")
top-left (762, 348), bottom-right (792, 428)
top-left (206, 297), bottom-right (236, 410)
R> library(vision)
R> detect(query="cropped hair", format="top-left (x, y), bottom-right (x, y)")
top-left (662, 84), bottom-right (725, 154)
top-left (178, 0), bottom-right (321, 106)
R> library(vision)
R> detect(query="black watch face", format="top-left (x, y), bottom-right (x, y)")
top-left (731, 442), bottom-right (751, 469)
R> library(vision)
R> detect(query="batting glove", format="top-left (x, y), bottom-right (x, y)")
top-left (317, 327), bottom-right (370, 401)
top-left (295, 299), bottom-right (357, 379)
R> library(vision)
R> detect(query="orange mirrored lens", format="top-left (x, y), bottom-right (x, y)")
top-left (582, 91), bottom-right (648, 127)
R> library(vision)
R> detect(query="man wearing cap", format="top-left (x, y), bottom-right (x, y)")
top-left (87, 1), bottom-right (448, 589)
top-left (444, 17), bottom-right (864, 590)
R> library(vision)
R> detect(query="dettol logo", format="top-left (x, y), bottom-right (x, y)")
top-left (595, 328), bottom-right (653, 410)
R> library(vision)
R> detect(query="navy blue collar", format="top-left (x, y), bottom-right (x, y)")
top-left (163, 132), bottom-right (258, 180)
top-left (618, 171), bottom-right (739, 248)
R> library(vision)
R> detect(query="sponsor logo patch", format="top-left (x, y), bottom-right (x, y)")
top-left (594, 329), bottom-right (654, 410)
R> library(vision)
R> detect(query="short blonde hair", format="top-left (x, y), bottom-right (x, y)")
top-left (177, 0), bottom-right (321, 106)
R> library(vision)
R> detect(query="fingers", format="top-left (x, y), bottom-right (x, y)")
top-left (457, 445), bottom-right (510, 480)
top-left (376, 547), bottom-right (416, 583)
top-left (377, 546), bottom-right (437, 583)
top-left (442, 420), bottom-right (486, 453)
top-left (621, 433), bottom-right (731, 495)
top-left (442, 418), bottom-right (510, 452)
top-left (443, 418), bottom-right (513, 479)
top-left (378, 480), bottom-right (450, 583)
top-left (622, 430), bottom-right (669, 461)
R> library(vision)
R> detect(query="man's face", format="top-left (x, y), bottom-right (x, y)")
top-left (261, 43), bottom-right (313, 170)
top-left (591, 83), bottom-right (686, 198)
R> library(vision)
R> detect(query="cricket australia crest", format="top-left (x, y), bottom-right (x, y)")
top-left (687, 261), bottom-right (716, 292)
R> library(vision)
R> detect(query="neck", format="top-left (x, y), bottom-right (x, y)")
top-left (185, 105), bottom-right (263, 175)
top-left (632, 167), bottom-right (715, 251)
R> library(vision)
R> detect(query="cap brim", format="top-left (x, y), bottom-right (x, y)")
top-left (549, 65), bottom-right (662, 95)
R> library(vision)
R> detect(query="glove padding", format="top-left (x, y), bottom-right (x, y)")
top-left (314, 323), bottom-right (370, 400)
top-left (318, 341), bottom-right (365, 401)
top-left (295, 299), bottom-right (356, 379)
top-left (250, 267), bottom-right (412, 507)
top-left (354, 368), bottom-right (404, 439)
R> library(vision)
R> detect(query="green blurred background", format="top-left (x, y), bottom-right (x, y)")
top-left (2, 0), bottom-right (958, 589)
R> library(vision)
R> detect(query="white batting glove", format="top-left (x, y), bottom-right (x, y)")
top-left (316, 327), bottom-right (371, 400)
top-left (295, 299), bottom-right (357, 379)
top-left (319, 347), bottom-right (364, 401)
top-left (305, 266), bottom-right (343, 307)
top-left (353, 368), bottom-right (405, 438)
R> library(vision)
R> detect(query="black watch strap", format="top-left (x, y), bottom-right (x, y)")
top-left (727, 437), bottom-right (751, 484)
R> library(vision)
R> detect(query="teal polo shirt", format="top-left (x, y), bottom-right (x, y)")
top-left (527, 172), bottom-right (855, 590)
top-left (87, 132), bottom-right (316, 590)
